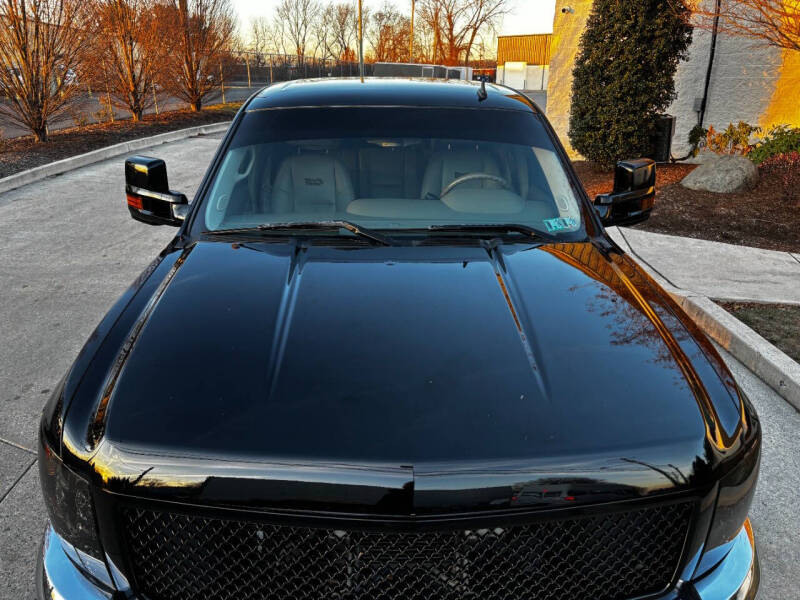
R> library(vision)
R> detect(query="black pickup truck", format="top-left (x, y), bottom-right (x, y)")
top-left (38, 78), bottom-right (759, 600)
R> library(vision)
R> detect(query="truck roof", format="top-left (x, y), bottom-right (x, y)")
top-left (246, 77), bottom-right (541, 113)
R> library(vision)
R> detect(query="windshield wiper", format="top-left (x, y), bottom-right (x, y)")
top-left (424, 223), bottom-right (562, 243)
top-left (203, 220), bottom-right (393, 246)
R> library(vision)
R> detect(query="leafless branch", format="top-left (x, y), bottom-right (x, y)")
top-left (160, 0), bottom-right (235, 110)
top-left (688, 0), bottom-right (800, 52)
top-left (0, 0), bottom-right (92, 141)
top-left (88, 0), bottom-right (163, 121)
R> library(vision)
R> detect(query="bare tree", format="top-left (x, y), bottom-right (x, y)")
top-left (689, 0), bottom-right (800, 52)
top-left (317, 2), bottom-right (357, 61)
top-left (249, 15), bottom-right (274, 59)
top-left (249, 15), bottom-right (290, 58)
top-left (161, 0), bottom-right (235, 111)
top-left (412, 12), bottom-right (438, 62)
top-left (90, 0), bottom-right (162, 121)
top-left (418, 0), bottom-right (507, 65)
top-left (368, 2), bottom-right (411, 62)
top-left (0, 0), bottom-right (90, 141)
top-left (274, 0), bottom-right (320, 60)
top-left (228, 29), bottom-right (251, 67)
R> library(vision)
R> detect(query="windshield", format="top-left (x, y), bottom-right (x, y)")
top-left (196, 107), bottom-right (586, 238)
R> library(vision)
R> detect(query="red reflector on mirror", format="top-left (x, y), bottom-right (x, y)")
top-left (126, 193), bottom-right (143, 210)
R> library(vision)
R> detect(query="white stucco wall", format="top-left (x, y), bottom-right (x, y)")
top-left (547, 1), bottom-right (800, 159)
top-left (546, 0), bottom-right (596, 157)
top-left (668, 29), bottom-right (783, 157)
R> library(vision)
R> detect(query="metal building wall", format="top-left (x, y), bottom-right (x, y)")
top-left (497, 34), bottom-right (552, 66)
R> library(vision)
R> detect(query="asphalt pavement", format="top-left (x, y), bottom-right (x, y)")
top-left (0, 132), bottom-right (797, 598)
top-left (0, 85), bottom-right (260, 139)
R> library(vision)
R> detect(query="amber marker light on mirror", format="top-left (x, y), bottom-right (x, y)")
top-left (126, 193), bottom-right (143, 210)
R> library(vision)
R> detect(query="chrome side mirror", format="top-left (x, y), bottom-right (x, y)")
top-left (593, 158), bottom-right (656, 227)
top-left (125, 156), bottom-right (188, 227)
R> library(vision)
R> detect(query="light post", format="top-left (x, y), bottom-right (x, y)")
top-left (220, 63), bottom-right (225, 103)
top-left (409, 0), bottom-right (415, 61)
top-left (358, 0), bottom-right (364, 81)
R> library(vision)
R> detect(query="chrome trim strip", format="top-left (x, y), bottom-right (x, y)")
top-left (691, 522), bottom-right (759, 600)
top-left (37, 524), bottom-right (116, 600)
top-left (126, 185), bottom-right (185, 204)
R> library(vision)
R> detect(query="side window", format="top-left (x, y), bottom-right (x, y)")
top-left (532, 146), bottom-right (581, 226)
top-left (204, 146), bottom-right (257, 230)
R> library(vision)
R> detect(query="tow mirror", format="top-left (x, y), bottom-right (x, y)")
top-left (125, 156), bottom-right (189, 227)
top-left (593, 158), bottom-right (656, 227)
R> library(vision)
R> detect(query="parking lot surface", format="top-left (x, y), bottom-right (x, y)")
top-left (0, 132), bottom-right (797, 598)
top-left (0, 87), bottom-right (257, 139)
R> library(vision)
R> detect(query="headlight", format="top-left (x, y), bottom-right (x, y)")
top-left (696, 394), bottom-right (761, 577)
top-left (38, 432), bottom-right (112, 588)
top-left (707, 434), bottom-right (760, 549)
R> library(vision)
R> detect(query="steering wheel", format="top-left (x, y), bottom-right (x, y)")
top-left (440, 172), bottom-right (510, 198)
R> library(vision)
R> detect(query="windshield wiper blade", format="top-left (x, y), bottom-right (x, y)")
top-left (204, 220), bottom-right (393, 246)
top-left (425, 223), bottom-right (562, 243)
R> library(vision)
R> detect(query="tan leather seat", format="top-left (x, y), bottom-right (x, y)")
top-left (420, 150), bottom-right (503, 199)
top-left (272, 154), bottom-right (355, 214)
top-left (358, 147), bottom-right (420, 198)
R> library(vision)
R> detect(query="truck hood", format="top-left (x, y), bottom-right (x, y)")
top-left (86, 239), bottom-right (744, 513)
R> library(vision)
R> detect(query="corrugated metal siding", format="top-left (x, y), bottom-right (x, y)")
top-left (497, 34), bottom-right (552, 66)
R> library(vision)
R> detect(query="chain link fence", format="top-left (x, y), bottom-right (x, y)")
top-left (225, 53), bottom-right (376, 88)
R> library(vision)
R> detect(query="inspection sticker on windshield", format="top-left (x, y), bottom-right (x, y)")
top-left (543, 217), bottom-right (577, 232)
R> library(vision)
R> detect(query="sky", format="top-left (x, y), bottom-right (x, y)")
top-left (231, 0), bottom-right (557, 37)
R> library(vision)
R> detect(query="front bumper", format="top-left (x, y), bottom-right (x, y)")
top-left (37, 519), bottom-right (760, 600)
top-left (687, 520), bottom-right (760, 600)
top-left (37, 524), bottom-right (116, 600)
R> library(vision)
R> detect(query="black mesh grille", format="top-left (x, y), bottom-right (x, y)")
top-left (121, 502), bottom-right (692, 600)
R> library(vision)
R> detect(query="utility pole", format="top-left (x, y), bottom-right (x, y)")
top-left (358, 0), bottom-right (364, 82)
top-left (409, 0), bottom-right (415, 62)
top-left (102, 59), bottom-right (114, 123)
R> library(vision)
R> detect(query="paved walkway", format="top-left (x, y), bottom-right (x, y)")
top-left (608, 226), bottom-right (800, 305)
top-left (0, 133), bottom-right (798, 598)
top-left (0, 135), bottom-right (213, 599)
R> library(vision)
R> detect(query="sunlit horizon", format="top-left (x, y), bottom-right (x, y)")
top-left (231, 0), bottom-right (556, 37)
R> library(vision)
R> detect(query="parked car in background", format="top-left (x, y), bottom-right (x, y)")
top-left (37, 79), bottom-right (760, 600)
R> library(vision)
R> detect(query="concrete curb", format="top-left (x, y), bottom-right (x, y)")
top-left (0, 121), bottom-right (231, 196)
top-left (671, 292), bottom-right (800, 411)
top-left (610, 227), bottom-right (800, 410)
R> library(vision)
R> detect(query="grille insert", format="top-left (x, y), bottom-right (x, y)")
top-left (121, 502), bottom-right (692, 600)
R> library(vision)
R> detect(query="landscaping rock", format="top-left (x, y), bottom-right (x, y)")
top-left (680, 155), bottom-right (758, 193)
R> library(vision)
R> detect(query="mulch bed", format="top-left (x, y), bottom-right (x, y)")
top-left (573, 160), bottom-right (800, 253)
top-left (0, 104), bottom-right (240, 178)
top-left (717, 301), bottom-right (800, 364)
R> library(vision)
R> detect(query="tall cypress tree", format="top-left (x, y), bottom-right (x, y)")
top-left (568, 0), bottom-right (693, 168)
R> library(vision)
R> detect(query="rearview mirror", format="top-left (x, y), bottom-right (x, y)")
top-left (125, 156), bottom-right (189, 227)
top-left (593, 158), bottom-right (656, 227)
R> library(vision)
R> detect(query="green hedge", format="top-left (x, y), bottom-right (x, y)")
top-left (749, 125), bottom-right (800, 164)
top-left (568, 0), bottom-right (692, 169)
